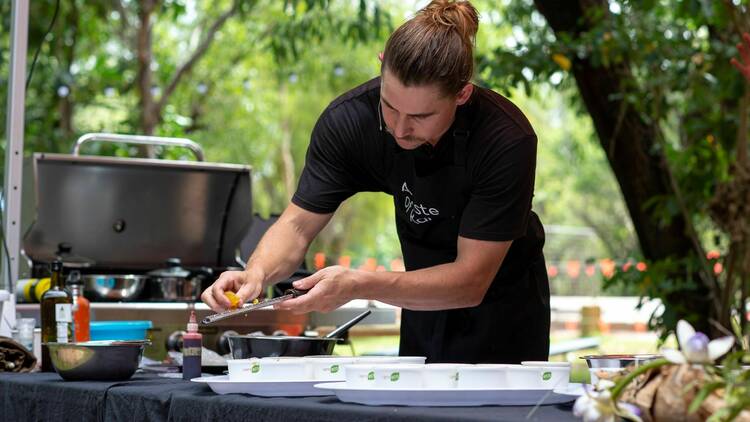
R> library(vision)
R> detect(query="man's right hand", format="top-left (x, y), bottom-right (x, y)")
top-left (201, 269), bottom-right (263, 312)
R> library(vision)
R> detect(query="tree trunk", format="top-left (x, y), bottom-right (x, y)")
top-left (533, 0), bottom-right (714, 332)
top-left (58, 0), bottom-right (79, 141)
top-left (136, 0), bottom-right (158, 138)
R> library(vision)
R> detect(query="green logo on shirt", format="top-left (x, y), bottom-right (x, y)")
top-left (251, 363), bottom-right (260, 373)
top-left (390, 372), bottom-right (400, 382)
top-left (367, 371), bottom-right (375, 380)
top-left (330, 365), bottom-right (339, 373)
top-left (542, 371), bottom-right (552, 381)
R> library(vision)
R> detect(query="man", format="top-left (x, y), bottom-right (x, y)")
top-left (202, 0), bottom-right (550, 363)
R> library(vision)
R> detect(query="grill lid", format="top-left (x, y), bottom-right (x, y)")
top-left (23, 153), bottom-right (252, 270)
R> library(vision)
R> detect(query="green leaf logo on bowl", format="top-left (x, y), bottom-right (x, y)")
top-left (251, 363), bottom-right (260, 373)
top-left (390, 372), bottom-right (400, 382)
top-left (367, 371), bottom-right (375, 381)
top-left (542, 371), bottom-right (552, 381)
top-left (330, 364), bottom-right (339, 373)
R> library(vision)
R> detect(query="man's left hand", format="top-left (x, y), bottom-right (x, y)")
top-left (274, 265), bottom-right (359, 314)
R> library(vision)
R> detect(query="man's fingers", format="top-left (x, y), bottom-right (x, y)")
top-left (202, 290), bottom-right (221, 312)
top-left (236, 281), bottom-right (260, 305)
top-left (275, 295), bottom-right (312, 314)
top-left (293, 271), bottom-right (323, 290)
top-left (211, 277), bottom-right (232, 308)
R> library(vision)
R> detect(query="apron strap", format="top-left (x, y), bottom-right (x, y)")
top-left (452, 108), bottom-right (471, 167)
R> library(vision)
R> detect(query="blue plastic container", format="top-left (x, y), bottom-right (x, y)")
top-left (90, 321), bottom-right (152, 341)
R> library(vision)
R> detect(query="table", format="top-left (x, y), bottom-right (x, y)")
top-left (0, 373), bottom-right (579, 422)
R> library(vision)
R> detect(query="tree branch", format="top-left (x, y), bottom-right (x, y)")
top-left (111, 0), bottom-right (132, 45)
top-left (155, 0), bottom-right (241, 116)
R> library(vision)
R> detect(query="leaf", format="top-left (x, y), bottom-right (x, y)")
top-left (688, 381), bottom-right (723, 414)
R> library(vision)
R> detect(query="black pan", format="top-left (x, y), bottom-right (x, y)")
top-left (227, 310), bottom-right (371, 359)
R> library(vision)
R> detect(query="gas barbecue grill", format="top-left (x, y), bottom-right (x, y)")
top-left (17, 134), bottom-right (310, 358)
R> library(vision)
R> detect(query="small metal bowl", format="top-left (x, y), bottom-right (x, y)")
top-left (46, 340), bottom-right (150, 381)
top-left (581, 354), bottom-right (662, 369)
top-left (83, 274), bottom-right (147, 301)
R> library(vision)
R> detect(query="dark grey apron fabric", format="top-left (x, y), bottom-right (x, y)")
top-left (393, 112), bottom-right (550, 364)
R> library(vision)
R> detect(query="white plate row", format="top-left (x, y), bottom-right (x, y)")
top-left (227, 356), bottom-right (571, 390)
top-left (191, 376), bottom-right (585, 406)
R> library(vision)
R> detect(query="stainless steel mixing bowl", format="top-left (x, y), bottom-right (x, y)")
top-left (83, 274), bottom-right (147, 301)
top-left (581, 354), bottom-right (662, 368)
top-left (46, 340), bottom-right (150, 381)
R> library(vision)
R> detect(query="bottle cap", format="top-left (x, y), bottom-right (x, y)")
top-left (66, 270), bottom-right (83, 286)
top-left (51, 260), bottom-right (63, 272)
top-left (187, 310), bottom-right (198, 333)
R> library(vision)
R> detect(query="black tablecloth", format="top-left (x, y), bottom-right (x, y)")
top-left (0, 372), bottom-right (579, 422)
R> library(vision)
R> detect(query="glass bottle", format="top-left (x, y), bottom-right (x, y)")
top-left (40, 260), bottom-right (72, 372)
top-left (67, 270), bottom-right (90, 342)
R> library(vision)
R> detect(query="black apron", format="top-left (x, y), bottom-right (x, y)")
top-left (388, 112), bottom-right (550, 364)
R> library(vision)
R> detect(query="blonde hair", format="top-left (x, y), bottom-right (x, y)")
top-left (382, 0), bottom-right (479, 96)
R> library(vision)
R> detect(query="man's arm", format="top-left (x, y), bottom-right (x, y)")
top-left (202, 203), bottom-right (333, 310)
top-left (246, 203), bottom-right (333, 288)
top-left (276, 236), bottom-right (512, 312)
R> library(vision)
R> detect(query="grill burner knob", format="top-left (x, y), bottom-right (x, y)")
top-left (113, 219), bottom-right (126, 233)
top-left (217, 330), bottom-right (239, 355)
top-left (166, 330), bottom-right (186, 352)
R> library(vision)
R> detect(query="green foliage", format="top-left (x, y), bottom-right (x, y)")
top-left (476, 0), bottom-right (749, 334)
top-left (604, 255), bottom-right (709, 340)
top-left (0, 1), bottom-right (651, 284)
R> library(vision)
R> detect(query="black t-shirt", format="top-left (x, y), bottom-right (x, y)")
top-left (293, 77), bottom-right (550, 363)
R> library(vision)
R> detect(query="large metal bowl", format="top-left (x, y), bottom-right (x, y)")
top-left (46, 340), bottom-right (149, 381)
top-left (83, 274), bottom-right (147, 301)
top-left (227, 335), bottom-right (338, 359)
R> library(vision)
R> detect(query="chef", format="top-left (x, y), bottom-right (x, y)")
top-left (202, 0), bottom-right (550, 364)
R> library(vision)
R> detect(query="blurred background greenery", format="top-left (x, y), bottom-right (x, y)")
top-left (2, 0), bottom-right (748, 339)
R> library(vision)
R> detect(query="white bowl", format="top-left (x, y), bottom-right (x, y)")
top-left (457, 365), bottom-right (508, 389)
top-left (521, 361), bottom-right (571, 389)
top-left (373, 364), bottom-right (424, 388)
top-left (304, 356), bottom-right (356, 381)
top-left (227, 357), bottom-right (311, 381)
top-left (504, 364), bottom-right (546, 389)
top-left (539, 366), bottom-right (570, 389)
top-left (343, 363), bottom-right (379, 388)
top-left (521, 361), bottom-right (571, 368)
top-left (424, 363), bottom-right (472, 388)
top-left (395, 356), bottom-right (427, 364)
top-left (227, 358), bottom-right (259, 382)
top-left (349, 356), bottom-right (400, 364)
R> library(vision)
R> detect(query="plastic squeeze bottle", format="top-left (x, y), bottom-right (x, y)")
top-left (182, 310), bottom-right (202, 380)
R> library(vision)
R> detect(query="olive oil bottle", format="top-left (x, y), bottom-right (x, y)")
top-left (40, 260), bottom-right (73, 372)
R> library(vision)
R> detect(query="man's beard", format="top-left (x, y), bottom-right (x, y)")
top-left (386, 127), bottom-right (431, 147)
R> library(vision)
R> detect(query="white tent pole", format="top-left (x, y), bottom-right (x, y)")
top-left (1, 0), bottom-right (30, 337)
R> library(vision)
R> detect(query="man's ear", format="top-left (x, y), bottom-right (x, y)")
top-left (456, 83), bottom-right (473, 105)
top-left (378, 52), bottom-right (384, 62)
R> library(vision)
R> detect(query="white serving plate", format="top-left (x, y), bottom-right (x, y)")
top-left (192, 375), bottom-right (332, 397)
top-left (313, 382), bottom-right (585, 407)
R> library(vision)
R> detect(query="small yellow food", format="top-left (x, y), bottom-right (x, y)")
top-left (224, 291), bottom-right (240, 309)
top-left (252, 298), bottom-right (259, 305)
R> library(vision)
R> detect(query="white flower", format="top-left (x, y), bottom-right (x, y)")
top-left (661, 320), bottom-right (735, 364)
top-left (573, 380), bottom-right (641, 422)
